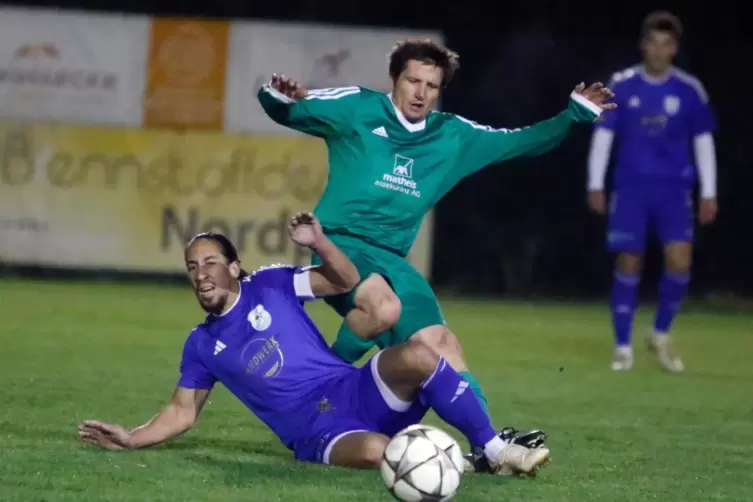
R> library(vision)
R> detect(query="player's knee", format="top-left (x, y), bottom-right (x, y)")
top-left (402, 339), bottom-right (441, 378)
top-left (373, 298), bottom-right (401, 332)
top-left (664, 243), bottom-right (692, 273)
top-left (616, 253), bottom-right (643, 275)
top-left (412, 326), bottom-right (460, 357)
top-left (329, 432), bottom-right (389, 469)
top-left (357, 274), bottom-right (401, 332)
top-left (358, 435), bottom-right (389, 468)
top-left (666, 259), bottom-right (691, 275)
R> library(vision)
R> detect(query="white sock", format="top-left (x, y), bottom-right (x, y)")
top-left (616, 345), bottom-right (633, 356)
top-left (483, 436), bottom-right (507, 462)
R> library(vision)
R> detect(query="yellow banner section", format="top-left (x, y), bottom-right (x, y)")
top-left (0, 121), bottom-right (329, 273)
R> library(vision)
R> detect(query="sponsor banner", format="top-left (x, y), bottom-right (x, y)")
top-left (143, 18), bottom-right (230, 130)
top-left (224, 21), bottom-right (443, 134)
top-left (0, 121), bottom-right (433, 277)
top-left (0, 7), bottom-right (149, 127)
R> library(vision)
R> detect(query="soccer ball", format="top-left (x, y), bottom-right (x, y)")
top-left (380, 424), bottom-right (465, 501)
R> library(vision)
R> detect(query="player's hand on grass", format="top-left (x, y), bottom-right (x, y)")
top-left (574, 82), bottom-right (617, 110)
top-left (270, 74), bottom-right (308, 100)
top-left (289, 212), bottom-right (324, 249)
top-left (588, 191), bottom-right (606, 215)
top-left (699, 198), bottom-right (718, 225)
top-left (77, 420), bottom-right (132, 450)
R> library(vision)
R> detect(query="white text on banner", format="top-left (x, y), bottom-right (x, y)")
top-left (0, 7), bottom-right (149, 127)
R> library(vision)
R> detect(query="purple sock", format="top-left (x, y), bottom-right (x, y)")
top-left (611, 271), bottom-right (640, 346)
top-left (655, 272), bottom-right (690, 333)
top-left (419, 358), bottom-right (497, 448)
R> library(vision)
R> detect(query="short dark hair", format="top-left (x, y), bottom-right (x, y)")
top-left (186, 232), bottom-right (248, 279)
top-left (641, 11), bottom-right (683, 41)
top-left (388, 38), bottom-right (460, 88)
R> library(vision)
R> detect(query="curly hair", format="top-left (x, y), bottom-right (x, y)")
top-left (388, 38), bottom-right (460, 88)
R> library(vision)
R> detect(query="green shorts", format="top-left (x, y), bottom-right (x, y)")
top-left (310, 233), bottom-right (445, 350)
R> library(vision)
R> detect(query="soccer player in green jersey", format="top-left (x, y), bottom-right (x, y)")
top-left (257, 38), bottom-right (615, 471)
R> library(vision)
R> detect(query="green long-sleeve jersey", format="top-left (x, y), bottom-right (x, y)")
top-left (257, 84), bottom-right (601, 257)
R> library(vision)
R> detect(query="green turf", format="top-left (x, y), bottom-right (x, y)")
top-left (1, 278), bottom-right (751, 501)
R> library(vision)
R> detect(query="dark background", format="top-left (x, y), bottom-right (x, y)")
top-left (5, 0), bottom-right (750, 300)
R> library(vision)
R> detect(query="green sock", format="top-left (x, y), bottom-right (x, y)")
top-left (459, 371), bottom-right (490, 415)
top-left (330, 322), bottom-right (374, 364)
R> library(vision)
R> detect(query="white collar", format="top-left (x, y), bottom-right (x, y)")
top-left (639, 65), bottom-right (674, 85)
top-left (387, 92), bottom-right (426, 132)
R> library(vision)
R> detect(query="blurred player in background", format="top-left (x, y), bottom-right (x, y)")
top-left (77, 213), bottom-right (550, 477)
top-left (257, 38), bottom-right (614, 470)
top-left (587, 11), bottom-right (718, 372)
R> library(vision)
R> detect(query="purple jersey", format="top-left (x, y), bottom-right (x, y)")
top-left (596, 65), bottom-right (715, 187)
top-left (177, 265), bottom-right (357, 450)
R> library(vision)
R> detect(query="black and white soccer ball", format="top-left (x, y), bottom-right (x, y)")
top-left (380, 424), bottom-right (465, 501)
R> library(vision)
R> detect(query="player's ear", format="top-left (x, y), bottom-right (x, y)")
top-left (183, 256), bottom-right (193, 283)
top-left (389, 72), bottom-right (400, 91)
top-left (668, 41), bottom-right (678, 57)
top-left (229, 261), bottom-right (241, 279)
top-left (638, 33), bottom-right (648, 51)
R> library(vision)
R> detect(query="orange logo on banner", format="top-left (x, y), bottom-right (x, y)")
top-left (14, 43), bottom-right (59, 59)
top-left (144, 18), bottom-right (229, 130)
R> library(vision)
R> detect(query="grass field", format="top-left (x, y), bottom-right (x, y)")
top-left (1, 278), bottom-right (751, 501)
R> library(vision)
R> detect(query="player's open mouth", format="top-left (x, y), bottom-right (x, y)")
top-left (410, 102), bottom-right (424, 112)
top-left (198, 284), bottom-right (215, 294)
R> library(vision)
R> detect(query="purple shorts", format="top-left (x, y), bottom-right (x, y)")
top-left (292, 351), bottom-right (429, 464)
top-left (607, 185), bottom-right (693, 252)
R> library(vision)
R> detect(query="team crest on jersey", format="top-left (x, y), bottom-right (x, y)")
top-left (663, 95), bottom-right (680, 115)
top-left (248, 305), bottom-right (272, 331)
top-left (628, 96), bottom-right (641, 108)
top-left (393, 154), bottom-right (414, 178)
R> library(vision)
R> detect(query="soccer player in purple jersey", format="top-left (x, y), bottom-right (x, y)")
top-left (77, 212), bottom-right (549, 476)
top-left (587, 11), bottom-right (718, 372)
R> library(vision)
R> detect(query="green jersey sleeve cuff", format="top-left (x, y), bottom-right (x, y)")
top-left (260, 83), bottom-right (297, 104)
top-left (568, 91), bottom-right (603, 122)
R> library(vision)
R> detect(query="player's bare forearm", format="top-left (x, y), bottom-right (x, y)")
top-left (289, 212), bottom-right (358, 296)
top-left (126, 387), bottom-right (209, 449)
top-left (77, 388), bottom-right (209, 451)
top-left (310, 236), bottom-right (360, 295)
top-left (126, 404), bottom-right (196, 449)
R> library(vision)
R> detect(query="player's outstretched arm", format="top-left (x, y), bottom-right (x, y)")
top-left (453, 83), bottom-right (616, 178)
top-left (257, 74), bottom-right (361, 138)
top-left (586, 127), bottom-right (615, 214)
top-left (288, 212), bottom-right (360, 297)
top-left (76, 387), bottom-right (210, 450)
